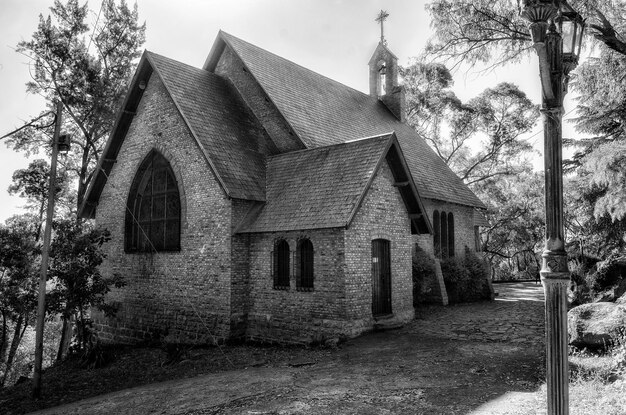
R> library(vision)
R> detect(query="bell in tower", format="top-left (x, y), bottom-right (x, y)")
top-left (369, 10), bottom-right (406, 122)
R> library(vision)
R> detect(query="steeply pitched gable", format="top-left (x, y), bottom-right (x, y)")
top-left (80, 50), bottom-right (272, 218)
top-left (236, 133), bottom-right (431, 234)
top-left (206, 31), bottom-right (485, 209)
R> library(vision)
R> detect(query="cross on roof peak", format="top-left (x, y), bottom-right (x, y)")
top-left (375, 10), bottom-right (390, 45)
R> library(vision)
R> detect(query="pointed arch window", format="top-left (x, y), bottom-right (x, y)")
top-left (296, 238), bottom-right (314, 291)
top-left (273, 239), bottom-right (290, 290)
top-left (433, 210), bottom-right (454, 259)
top-left (447, 212), bottom-right (455, 257)
top-left (433, 210), bottom-right (441, 258)
top-left (125, 150), bottom-right (181, 252)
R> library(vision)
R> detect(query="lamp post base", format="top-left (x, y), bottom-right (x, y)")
top-left (541, 272), bottom-right (570, 415)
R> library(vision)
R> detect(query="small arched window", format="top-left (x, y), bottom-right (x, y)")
top-left (433, 210), bottom-right (441, 258)
top-left (273, 239), bottom-right (290, 290)
top-left (125, 150), bottom-right (181, 252)
top-left (448, 212), bottom-right (455, 257)
top-left (441, 212), bottom-right (448, 259)
top-left (296, 239), bottom-right (314, 291)
top-left (433, 210), bottom-right (455, 259)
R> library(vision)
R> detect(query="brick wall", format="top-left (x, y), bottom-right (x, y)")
top-left (244, 161), bottom-right (414, 343)
top-left (344, 161), bottom-right (414, 330)
top-left (93, 74), bottom-right (235, 344)
top-left (230, 199), bottom-right (255, 338)
top-left (245, 228), bottom-right (347, 344)
top-left (416, 200), bottom-right (478, 258)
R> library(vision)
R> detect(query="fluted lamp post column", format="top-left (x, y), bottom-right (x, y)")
top-left (520, 1), bottom-right (584, 414)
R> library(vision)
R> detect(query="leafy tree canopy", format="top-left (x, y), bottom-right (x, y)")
top-left (402, 61), bottom-right (538, 186)
top-left (425, 0), bottom-right (626, 68)
top-left (3, 0), bottom-right (145, 214)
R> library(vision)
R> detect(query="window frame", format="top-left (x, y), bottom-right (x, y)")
top-left (296, 238), bottom-right (314, 292)
top-left (125, 150), bottom-right (181, 253)
top-left (272, 239), bottom-right (290, 290)
top-left (433, 209), bottom-right (455, 259)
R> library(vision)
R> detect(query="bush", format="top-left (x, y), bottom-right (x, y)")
top-left (587, 254), bottom-right (626, 294)
top-left (412, 246), bottom-right (437, 306)
top-left (441, 247), bottom-right (492, 304)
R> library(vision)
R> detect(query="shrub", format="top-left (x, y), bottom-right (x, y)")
top-left (587, 254), bottom-right (626, 294)
top-left (412, 246), bottom-right (437, 306)
top-left (441, 247), bottom-right (491, 304)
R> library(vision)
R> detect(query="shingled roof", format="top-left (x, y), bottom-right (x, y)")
top-left (236, 133), bottom-right (430, 234)
top-left (207, 31), bottom-right (485, 209)
top-left (80, 51), bottom-right (272, 218)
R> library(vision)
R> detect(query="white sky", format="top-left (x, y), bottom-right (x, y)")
top-left (0, 0), bottom-right (580, 222)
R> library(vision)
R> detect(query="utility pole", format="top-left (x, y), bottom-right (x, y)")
top-left (32, 100), bottom-right (63, 398)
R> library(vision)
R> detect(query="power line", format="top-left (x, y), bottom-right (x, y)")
top-left (86, 0), bottom-right (105, 52)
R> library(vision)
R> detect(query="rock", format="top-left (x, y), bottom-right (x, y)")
top-left (617, 292), bottom-right (626, 305)
top-left (594, 278), bottom-right (626, 303)
top-left (568, 302), bottom-right (626, 351)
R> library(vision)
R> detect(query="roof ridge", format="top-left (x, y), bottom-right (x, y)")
top-left (146, 50), bottom-right (206, 74)
top-left (219, 31), bottom-right (375, 101)
top-left (266, 133), bottom-right (394, 161)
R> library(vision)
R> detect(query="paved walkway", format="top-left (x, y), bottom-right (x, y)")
top-left (31, 282), bottom-right (547, 415)
top-left (415, 281), bottom-right (545, 345)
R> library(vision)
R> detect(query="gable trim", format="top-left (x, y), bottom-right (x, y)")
top-left (344, 132), bottom-right (432, 235)
top-left (79, 52), bottom-right (153, 219)
top-left (79, 51), bottom-right (236, 219)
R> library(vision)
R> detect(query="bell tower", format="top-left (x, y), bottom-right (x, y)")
top-left (369, 10), bottom-right (405, 122)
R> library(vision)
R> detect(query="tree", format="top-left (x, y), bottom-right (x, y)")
top-left (8, 159), bottom-right (70, 240)
top-left (0, 217), bottom-right (39, 386)
top-left (402, 61), bottom-right (539, 186)
top-left (478, 170), bottom-right (545, 280)
top-left (425, 0), bottom-right (626, 68)
top-left (47, 220), bottom-right (124, 355)
top-left (3, 0), bottom-right (145, 215)
top-left (425, 1), bottom-right (626, 258)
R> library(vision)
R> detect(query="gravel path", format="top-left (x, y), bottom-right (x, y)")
top-left (30, 282), bottom-right (547, 415)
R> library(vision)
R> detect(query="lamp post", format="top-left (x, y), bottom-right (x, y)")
top-left (520, 1), bottom-right (584, 414)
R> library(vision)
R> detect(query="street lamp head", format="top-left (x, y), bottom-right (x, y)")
top-left (556, 0), bottom-right (585, 74)
top-left (520, 0), bottom-right (559, 43)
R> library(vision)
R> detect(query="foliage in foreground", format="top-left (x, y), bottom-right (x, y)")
top-left (4, 0), bottom-right (145, 213)
top-left (440, 247), bottom-right (492, 304)
top-left (47, 220), bottom-right (125, 355)
top-left (412, 246), bottom-right (492, 305)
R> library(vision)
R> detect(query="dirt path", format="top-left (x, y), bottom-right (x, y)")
top-left (30, 282), bottom-right (546, 415)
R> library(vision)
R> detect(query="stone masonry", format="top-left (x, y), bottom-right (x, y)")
top-left (93, 74), bottom-right (235, 344)
top-left (245, 161), bottom-right (414, 343)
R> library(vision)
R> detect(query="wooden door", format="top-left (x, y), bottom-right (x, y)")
top-left (371, 239), bottom-right (392, 316)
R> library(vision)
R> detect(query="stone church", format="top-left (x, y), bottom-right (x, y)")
top-left (79, 31), bottom-right (486, 344)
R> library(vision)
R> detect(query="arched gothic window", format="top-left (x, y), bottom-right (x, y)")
top-left (433, 210), bottom-right (455, 259)
top-left (273, 239), bottom-right (290, 289)
top-left (447, 212), bottom-right (455, 257)
top-left (125, 150), bottom-right (181, 252)
top-left (441, 213), bottom-right (448, 258)
top-left (433, 210), bottom-right (441, 258)
top-left (296, 238), bottom-right (314, 291)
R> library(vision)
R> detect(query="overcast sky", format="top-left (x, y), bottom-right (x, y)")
top-left (0, 0), bottom-right (577, 223)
